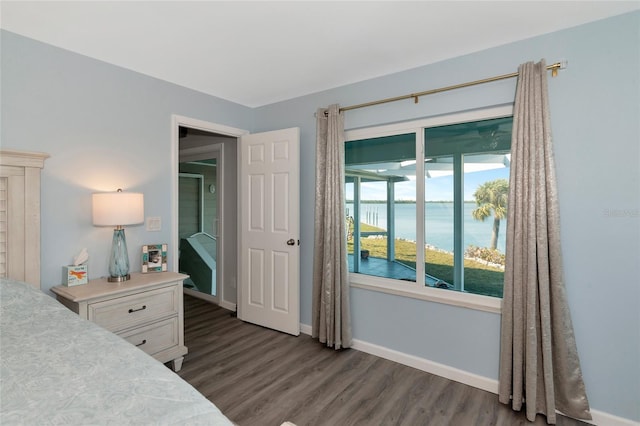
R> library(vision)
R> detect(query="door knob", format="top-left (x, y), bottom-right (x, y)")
top-left (286, 239), bottom-right (295, 246)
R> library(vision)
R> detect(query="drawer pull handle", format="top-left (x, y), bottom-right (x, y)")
top-left (128, 305), bottom-right (147, 313)
top-left (136, 339), bottom-right (147, 347)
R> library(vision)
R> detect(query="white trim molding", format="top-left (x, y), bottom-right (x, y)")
top-left (184, 288), bottom-right (236, 313)
top-left (300, 322), bottom-right (496, 393)
top-left (587, 411), bottom-right (640, 426)
top-left (349, 274), bottom-right (502, 314)
top-left (219, 300), bottom-right (237, 312)
top-left (351, 337), bottom-right (499, 394)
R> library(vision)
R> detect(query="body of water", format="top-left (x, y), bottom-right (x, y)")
top-left (346, 202), bottom-right (507, 253)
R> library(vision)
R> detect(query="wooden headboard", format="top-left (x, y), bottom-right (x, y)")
top-left (0, 149), bottom-right (49, 289)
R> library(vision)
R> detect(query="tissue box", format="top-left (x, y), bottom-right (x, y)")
top-left (63, 265), bottom-right (88, 286)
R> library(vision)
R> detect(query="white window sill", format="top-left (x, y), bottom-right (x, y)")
top-left (349, 273), bottom-right (502, 314)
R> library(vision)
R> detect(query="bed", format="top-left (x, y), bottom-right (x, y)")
top-left (0, 277), bottom-right (234, 425)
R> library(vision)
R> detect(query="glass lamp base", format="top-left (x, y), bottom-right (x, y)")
top-left (109, 228), bottom-right (131, 282)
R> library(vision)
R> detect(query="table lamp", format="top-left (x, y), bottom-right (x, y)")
top-left (92, 189), bottom-right (144, 282)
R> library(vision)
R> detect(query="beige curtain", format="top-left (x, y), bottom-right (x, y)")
top-left (312, 104), bottom-right (352, 350)
top-left (498, 60), bottom-right (591, 424)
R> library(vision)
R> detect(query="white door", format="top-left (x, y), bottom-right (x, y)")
top-left (238, 127), bottom-right (300, 335)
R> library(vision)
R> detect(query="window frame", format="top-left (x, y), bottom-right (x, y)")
top-left (344, 104), bottom-right (513, 314)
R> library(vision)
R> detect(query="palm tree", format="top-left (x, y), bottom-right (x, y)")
top-left (472, 179), bottom-right (509, 250)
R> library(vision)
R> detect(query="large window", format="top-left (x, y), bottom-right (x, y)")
top-left (345, 114), bottom-right (512, 300)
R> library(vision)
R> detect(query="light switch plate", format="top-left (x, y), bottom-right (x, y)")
top-left (146, 216), bottom-right (161, 231)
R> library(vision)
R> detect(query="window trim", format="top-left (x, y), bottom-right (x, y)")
top-left (344, 104), bottom-right (513, 314)
top-left (349, 273), bottom-right (502, 314)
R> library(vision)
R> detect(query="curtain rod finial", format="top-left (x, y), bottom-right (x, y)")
top-left (551, 59), bottom-right (568, 78)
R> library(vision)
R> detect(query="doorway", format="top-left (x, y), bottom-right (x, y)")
top-left (174, 116), bottom-right (245, 310)
top-left (172, 115), bottom-right (300, 334)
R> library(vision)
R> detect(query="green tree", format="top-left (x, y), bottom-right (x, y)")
top-left (472, 179), bottom-right (509, 250)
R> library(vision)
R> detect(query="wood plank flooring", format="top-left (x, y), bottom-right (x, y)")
top-left (177, 295), bottom-right (589, 426)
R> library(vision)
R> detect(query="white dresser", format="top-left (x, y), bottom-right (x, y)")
top-left (52, 272), bottom-right (189, 371)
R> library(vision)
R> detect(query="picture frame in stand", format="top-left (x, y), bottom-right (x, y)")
top-left (142, 244), bottom-right (167, 273)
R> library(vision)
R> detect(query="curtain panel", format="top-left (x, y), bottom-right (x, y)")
top-left (312, 104), bottom-right (352, 350)
top-left (498, 60), bottom-right (591, 424)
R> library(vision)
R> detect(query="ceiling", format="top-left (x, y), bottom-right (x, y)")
top-left (2, 1), bottom-right (638, 107)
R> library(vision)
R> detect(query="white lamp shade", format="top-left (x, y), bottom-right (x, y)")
top-left (92, 191), bottom-right (144, 226)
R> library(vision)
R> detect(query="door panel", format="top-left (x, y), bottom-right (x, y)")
top-left (273, 173), bottom-right (289, 232)
top-left (272, 251), bottom-right (289, 312)
top-left (249, 175), bottom-right (265, 230)
top-left (249, 248), bottom-right (265, 305)
top-left (239, 127), bottom-right (300, 335)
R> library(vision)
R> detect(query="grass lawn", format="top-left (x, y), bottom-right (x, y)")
top-left (348, 224), bottom-right (504, 298)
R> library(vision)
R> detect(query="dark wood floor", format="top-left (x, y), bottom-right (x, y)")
top-left (177, 295), bottom-right (588, 426)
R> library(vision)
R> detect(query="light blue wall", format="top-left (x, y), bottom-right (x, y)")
top-left (254, 12), bottom-right (640, 421)
top-left (0, 30), bottom-right (254, 301)
top-left (2, 11), bottom-right (639, 421)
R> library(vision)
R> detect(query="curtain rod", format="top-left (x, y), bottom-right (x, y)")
top-left (327, 61), bottom-right (565, 115)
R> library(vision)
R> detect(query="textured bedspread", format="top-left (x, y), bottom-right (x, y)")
top-left (0, 278), bottom-right (233, 425)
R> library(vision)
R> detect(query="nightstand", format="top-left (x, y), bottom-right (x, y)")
top-left (52, 272), bottom-right (189, 372)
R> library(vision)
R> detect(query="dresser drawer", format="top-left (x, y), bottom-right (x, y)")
top-left (118, 317), bottom-right (178, 357)
top-left (88, 285), bottom-right (178, 332)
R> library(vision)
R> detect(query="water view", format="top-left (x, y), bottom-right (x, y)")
top-left (346, 201), bottom-right (507, 253)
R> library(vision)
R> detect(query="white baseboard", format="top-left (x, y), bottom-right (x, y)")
top-left (184, 288), bottom-right (236, 312)
top-left (588, 410), bottom-right (640, 426)
top-left (351, 337), bottom-right (499, 394)
top-left (299, 322), bottom-right (496, 393)
top-left (219, 300), bottom-right (236, 312)
top-left (299, 322), bottom-right (639, 426)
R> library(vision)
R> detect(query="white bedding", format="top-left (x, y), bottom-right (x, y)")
top-left (0, 278), bottom-right (233, 425)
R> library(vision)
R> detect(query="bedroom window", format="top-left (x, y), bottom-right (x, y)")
top-left (344, 110), bottom-right (512, 304)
